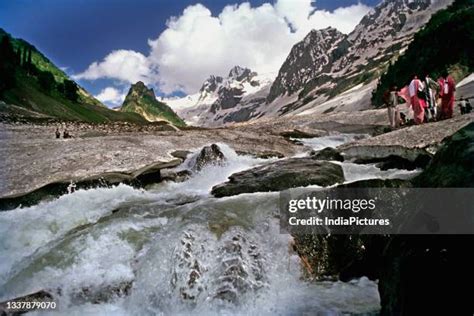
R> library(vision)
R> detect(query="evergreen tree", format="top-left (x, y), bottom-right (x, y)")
top-left (38, 71), bottom-right (55, 93)
top-left (63, 79), bottom-right (79, 102)
top-left (27, 47), bottom-right (32, 73)
top-left (0, 36), bottom-right (17, 97)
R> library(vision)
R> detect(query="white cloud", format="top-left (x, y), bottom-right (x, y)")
top-left (95, 87), bottom-right (126, 106)
top-left (76, 0), bottom-right (371, 94)
top-left (73, 50), bottom-right (154, 84)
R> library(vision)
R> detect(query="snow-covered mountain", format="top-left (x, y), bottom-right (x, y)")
top-left (165, 66), bottom-right (274, 126)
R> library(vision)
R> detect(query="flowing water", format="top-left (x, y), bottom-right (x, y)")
top-left (0, 137), bottom-right (420, 315)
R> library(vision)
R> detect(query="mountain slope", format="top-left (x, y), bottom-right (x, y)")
top-left (267, 27), bottom-right (346, 103)
top-left (266, 0), bottom-right (453, 116)
top-left (0, 28), bottom-right (146, 123)
top-left (120, 81), bottom-right (186, 127)
top-left (372, 0), bottom-right (474, 105)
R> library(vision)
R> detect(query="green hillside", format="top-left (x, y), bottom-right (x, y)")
top-left (372, 0), bottom-right (474, 105)
top-left (0, 28), bottom-right (146, 123)
top-left (121, 81), bottom-right (186, 127)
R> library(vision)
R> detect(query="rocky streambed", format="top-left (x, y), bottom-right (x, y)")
top-left (0, 114), bottom-right (473, 315)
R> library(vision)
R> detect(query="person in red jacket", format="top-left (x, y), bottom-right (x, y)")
top-left (409, 75), bottom-right (425, 124)
top-left (438, 70), bottom-right (456, 120)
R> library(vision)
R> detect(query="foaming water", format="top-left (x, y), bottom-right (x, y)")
top-left (339, 162), bottom-right (421, 183)
top-left (0, 142), bottom-right (382, 315)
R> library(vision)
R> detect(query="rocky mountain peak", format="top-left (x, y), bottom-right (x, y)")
top-left (267, 27), bottom-right (346, 103)
top-left (228, 66), bottom-right (254, 82)
top-left (121, 81), bottom-right (185, 126)
top-left (128, 81), bottom-right (156, 100)
top-left (199, 75), bottom-right (224, 94)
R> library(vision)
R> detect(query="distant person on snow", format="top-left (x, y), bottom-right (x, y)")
top-left (55, 127), bottom-right (61, 139)
top-left (438, 71), bottom-right (456, 120)
top-left (409, 75), bottom-right (425, 124)
top-left (383, 84), bottom-right (399, 128)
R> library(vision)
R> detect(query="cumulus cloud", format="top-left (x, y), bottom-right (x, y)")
top-left (95, 87), bottom-right (126, 106)
top-left (76, 0), bottom-right (371, 94)
top-left (73, 50), bottom-right (153, 84)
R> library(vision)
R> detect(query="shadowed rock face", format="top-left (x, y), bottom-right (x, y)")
top-left (211, 158), bottom-right (344, 197)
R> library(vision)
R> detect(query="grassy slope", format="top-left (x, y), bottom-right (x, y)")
top-left (372, 0), bottom-right (474, 105)
top-left (122, 92), bottom-right (186, 127)
top-left (0, 28), bottom-right (147, 123)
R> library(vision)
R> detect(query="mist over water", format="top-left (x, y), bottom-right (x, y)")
top-left (0, 137), bottom-right (410, 315)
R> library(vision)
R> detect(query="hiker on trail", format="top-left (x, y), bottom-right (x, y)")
top-left (438, 71), bottom-right (456, 120)
top-left (383, 84), bottom-right (399, 128)
top-left (55, 127), bottom-right (61, 139)
top-left (423, 74), bottom-right (439, 121)
top-left (409, 75), bottom-right (425, 124)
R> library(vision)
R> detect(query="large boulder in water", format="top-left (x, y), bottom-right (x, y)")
top-left (310, 147), bottom-right (344, 162)
top-left (192, 144), bottom-right (226, 172)
top-left (211, 158), bottom-right (344, 197)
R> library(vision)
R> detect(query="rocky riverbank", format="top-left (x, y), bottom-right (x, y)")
top-left (1, 111), bottom-right (473, 207)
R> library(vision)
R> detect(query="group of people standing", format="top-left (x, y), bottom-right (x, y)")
top-left (384, 71), bottom-right (471, 128)
top-left (55, 126), bottom-right (72, 139)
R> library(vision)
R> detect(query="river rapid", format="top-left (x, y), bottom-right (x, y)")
top-left (0, 135), bottom-right (420, 315)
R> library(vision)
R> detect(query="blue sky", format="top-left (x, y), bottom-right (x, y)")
top-left (0, 0), bottom-right (379, 106)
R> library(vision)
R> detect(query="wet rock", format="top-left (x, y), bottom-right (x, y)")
top-left (72, 281), bottom-right (132, 304)
top-left (291, 176), bottom-right (413, 282)
top-left (279, 129), bottom-right (321, 139)
top-left (192, 144), bottom-right (226, 172)
top-left (211, 158), bottom-right (344, 197)
top-left (213, 230), bottom-right (266, 303)
top-left (236, 150), bottom-right (285, 159)
top-left (160, 169), bottom-right (192, 183)
top-left (170, 150), bottom-right (191, 161)
top-left (171, 229), bottom-right (209, 302)
top-left (310, 147), bottom-right (344, 162)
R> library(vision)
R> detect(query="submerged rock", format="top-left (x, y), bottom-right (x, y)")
top-left (310, 147), bottom-right (344, 162)
top-left (211, 158), bottom-right (344, 197)
top-left (192, 144), bottom-right (226, 172)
